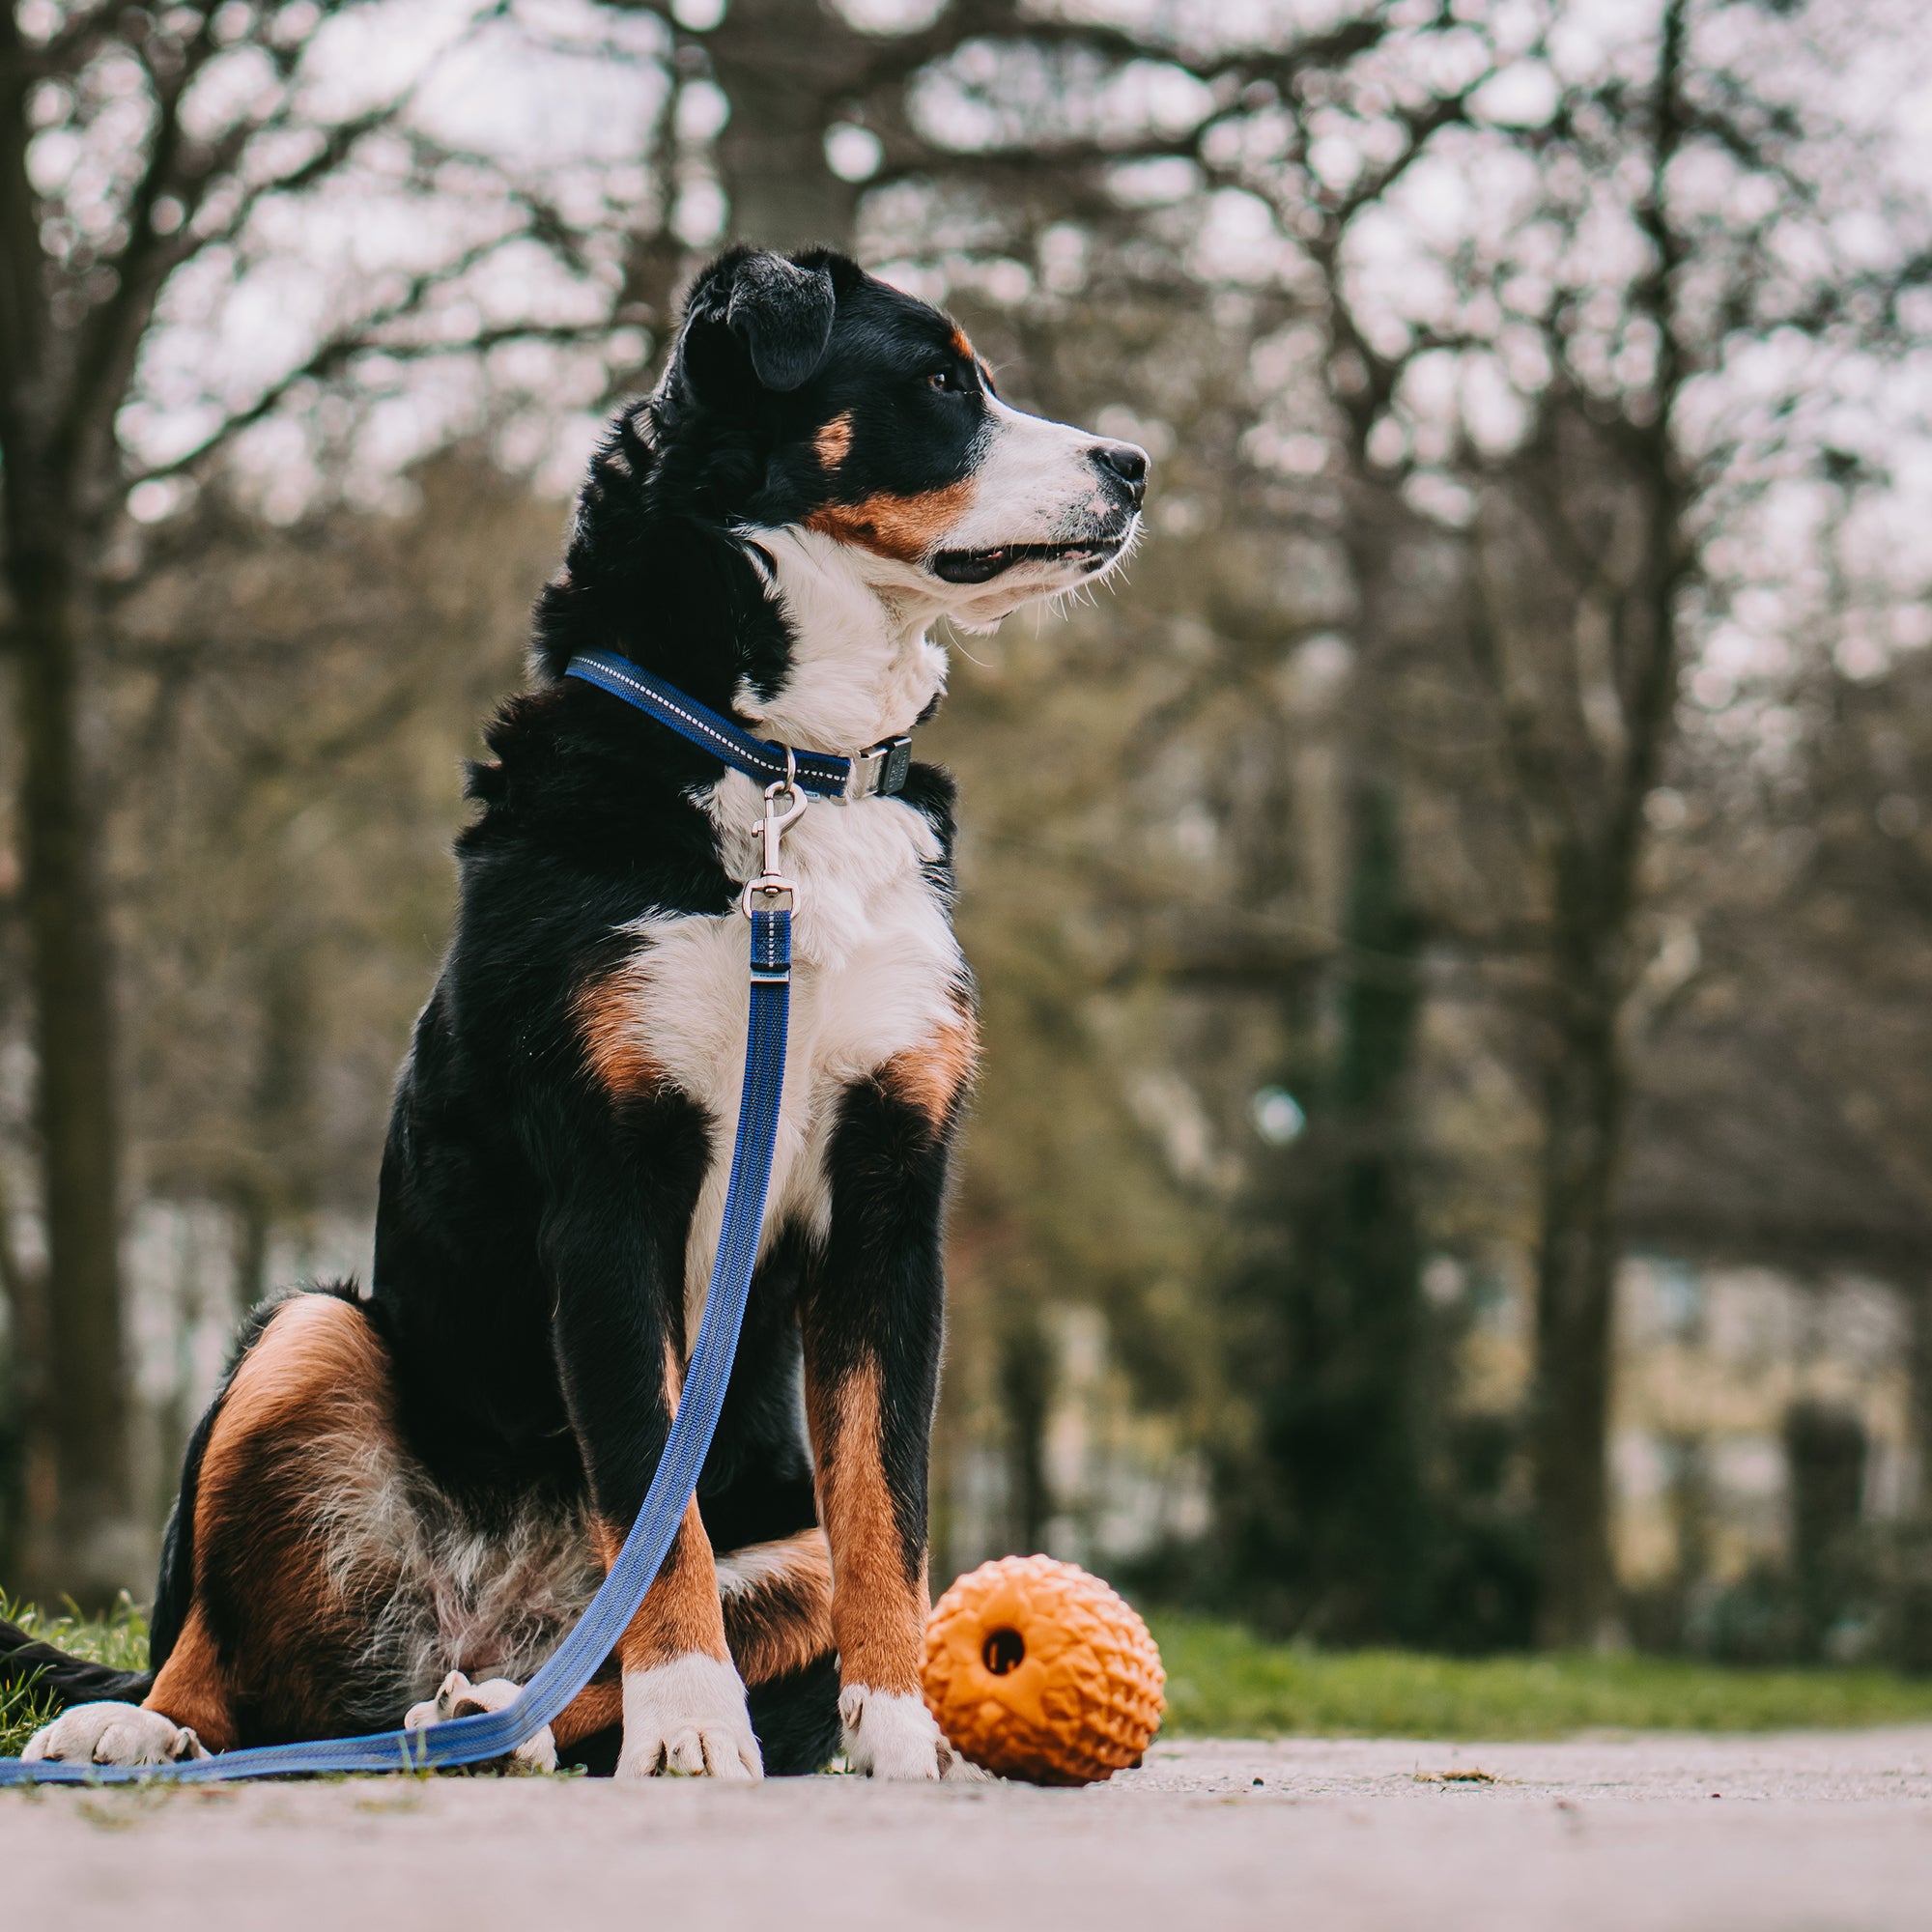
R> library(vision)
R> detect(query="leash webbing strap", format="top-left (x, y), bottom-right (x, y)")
top-left (564, 649), bottom-right (912, 801)
top-left (0, 907), bottom-right (794, 1785)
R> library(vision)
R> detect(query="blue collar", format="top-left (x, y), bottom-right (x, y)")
top-left (564, 649), bottom-right (913, 802)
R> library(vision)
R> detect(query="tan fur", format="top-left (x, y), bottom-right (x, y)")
top-left (720, 1528), bottom-right (835, 1687)
top-left (198, 1294), bottom-right (390, 1500)
top-left (877, 1005), bottom-right (979, 1131)
top-left (809, 1360), bottom-right (927, 1696)
top-left (575, 967), bottom-right (666, 1098)
top-left (594, 1497), bottom-right (732, 1672)
top-left (551, 1678), bottom-right (624, 1750)
top-left (185, 1294), bottom-right (397, 1734)
top-left (949, 326), bottom-right (975, 361)
top-left (142, 1605), bottom-right (236, 1753)
top-left (815, 412), bottom-right (853, 470)
top-left (805, 480), bottom-right (976, 565)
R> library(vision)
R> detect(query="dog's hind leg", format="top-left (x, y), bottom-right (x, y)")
top-left (25, 1289), bottom-right (405, 1765)
top-left (404, 1670), bottom-right (560, 1771)
top-left (720, 1527), bottom-right (840, 1775)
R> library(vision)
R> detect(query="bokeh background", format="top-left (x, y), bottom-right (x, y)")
top-left (3, 0), bottom-right (1932, 1677)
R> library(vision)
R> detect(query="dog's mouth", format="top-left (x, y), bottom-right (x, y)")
top-left (930, 532), bottom-right (1129, 585)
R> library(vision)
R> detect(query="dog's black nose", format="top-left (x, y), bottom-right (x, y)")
top-left (1091, 440), bottom-right (1149, 504)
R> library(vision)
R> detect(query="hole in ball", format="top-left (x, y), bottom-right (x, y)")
top-left (982, 1626), bottom-right (1026, 1676)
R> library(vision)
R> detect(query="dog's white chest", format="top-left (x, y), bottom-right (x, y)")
top-left (612, 773), bottom-right (962, 1319)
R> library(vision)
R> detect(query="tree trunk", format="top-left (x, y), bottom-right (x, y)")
top-left (0, 1151), bottom-right (50, 1579)
top-left (10, 526), bottom-right (135, 1604)
top-left (1222, 780), bottom-right (1428, 1641)
top-left (710, 0), bottom-right (862, 250)
top-left (1324, 781), bottom-right (1428, 1635)
top-left (1911, 1272), bottom-right (1932, 1520)
top-left (1529, 904), bottom-right (1627, 1649)
top-left (1896, 1271), bottom-right (1932, 1671)
top-left (997, 1297), bottom-right (1053, 1553)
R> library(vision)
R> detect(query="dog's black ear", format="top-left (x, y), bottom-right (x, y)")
top-left (678, 250), bottom-right (837, 402)
top-left (727, 253), bottom-right (836, 390)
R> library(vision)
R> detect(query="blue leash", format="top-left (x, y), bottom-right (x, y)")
top-left (0, 653), bottom-right (861, 1784)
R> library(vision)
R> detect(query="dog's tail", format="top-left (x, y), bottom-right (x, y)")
top-left (0, 1618), bottom-right (156, 1713)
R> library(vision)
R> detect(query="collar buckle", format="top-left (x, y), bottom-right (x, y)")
top-left (841, 734), bottom-right (914, 803)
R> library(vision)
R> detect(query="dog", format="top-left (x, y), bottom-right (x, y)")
top-left (3, 246), bottom-right (1147, 1779)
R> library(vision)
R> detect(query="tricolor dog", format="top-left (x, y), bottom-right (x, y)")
top-left (2, 247), bottom-right (1147, 1778)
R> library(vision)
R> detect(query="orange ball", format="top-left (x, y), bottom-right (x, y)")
top-left (922, 1554), bottom-right (1165, 1785)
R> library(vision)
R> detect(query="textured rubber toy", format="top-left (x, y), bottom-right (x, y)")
top-left (922, 1554), bottom-right (1165, 1785)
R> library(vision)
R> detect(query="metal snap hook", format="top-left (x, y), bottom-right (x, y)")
top-left (744, 751), bottom-right (808, 917)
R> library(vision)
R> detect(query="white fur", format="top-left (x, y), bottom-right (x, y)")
top-left (604, 528), bottom-right (967, 1330)
top-left (404, 1668), bottom-right (556, 1772)
top-left (23, 1701), bottom-right (208, 1766)
top-left (942, 395), bottom-right (1128, 558)
top-left (311, 1430), bottom-right (602, 1725)
top-left (736, 525), bottom-right (949, 751)
top-left (617, 1652), bottom-right (762, 1780)
top-left (838, 1683), bottom-right (967, 1781)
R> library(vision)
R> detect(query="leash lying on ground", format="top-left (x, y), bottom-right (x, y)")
top-left (0, 652), bottom-right (887, 1785)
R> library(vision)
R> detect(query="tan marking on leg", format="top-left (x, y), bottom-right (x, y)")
top-left (594, 1498), bottom-right (732, 1672)
top-left (719, 1528), bottom-right (835, 1687)
top-left (805, 480), bottom-right (976, 565)
top-left (551, 1678), bottom-right (624, 1751)
top-left (809, 1361), bottom-right (927, 1697)
top-left (877, 1006), bottom-right (979, 1132)
top-left (143, 1605), bottom-right (236, 1755)
top-left (188, 1293), bottom-right (400, 1739)
top-left (574, 966), bottom-right (666, 1098)
top-left (814, 412), bottom-right (853, 470)
top-left (198, 1293), bottom-right (390, 1505)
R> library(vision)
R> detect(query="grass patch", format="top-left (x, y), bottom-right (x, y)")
top-left (1151, 1614), bottom-right (1932, 1740)
top-left (0, 1594), bottom-right (149, 1759)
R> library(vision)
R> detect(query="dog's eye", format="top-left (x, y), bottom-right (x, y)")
top-left (925, 368), bottom-right (955, 392)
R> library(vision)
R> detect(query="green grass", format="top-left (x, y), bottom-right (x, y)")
top-left (0, 1594), bottom-right (150, 1758)
top-left (11, 1600), bottom-right (1932, 1760)
top-left (1151, 1613), bottom-right (1932, 1740)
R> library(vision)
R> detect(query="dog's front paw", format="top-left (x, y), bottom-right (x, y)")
top-left (22, 1701), bottom-right (209, 1767)
top-left (839, 1685), bottom-right (980, 1780)
top-left (404, 1670), bottom-right (555, 1772)
top-left (616, 1653), bottom-right (762, 1781)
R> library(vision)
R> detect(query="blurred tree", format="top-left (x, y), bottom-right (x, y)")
top-left (0, 0), bottom-right (650, 1600)
top-left (1201, 0), bottom-right (1932, 1644)
top-left (1784, 1400), bottom-right (1868, 1662)
top-left (1219, 781), bottom-right (1431, 1640)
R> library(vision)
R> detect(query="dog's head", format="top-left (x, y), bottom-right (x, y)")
top-left (654, 247), bottom-right (1148, 629)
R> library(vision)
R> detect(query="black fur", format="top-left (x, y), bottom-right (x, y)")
top-left (0, 1622), bottom-right (154, 1710)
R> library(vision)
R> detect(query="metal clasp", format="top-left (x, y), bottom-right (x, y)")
top-left (841, 734), bottom-right (914, 802)
top-left (740, 753), bottom-right (808, 917)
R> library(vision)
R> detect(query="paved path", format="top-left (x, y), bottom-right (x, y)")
top-left (9, 1730), bottom-right (1932, 1929)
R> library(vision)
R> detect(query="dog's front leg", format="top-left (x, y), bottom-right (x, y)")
top-left (546, 1177), bottom-right (761, 1782)
top-left (804, 1070), bottom-right (962, 1780)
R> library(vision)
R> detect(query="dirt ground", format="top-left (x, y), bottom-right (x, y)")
top-left (8, 1729), bottom-right (1932, 1930)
